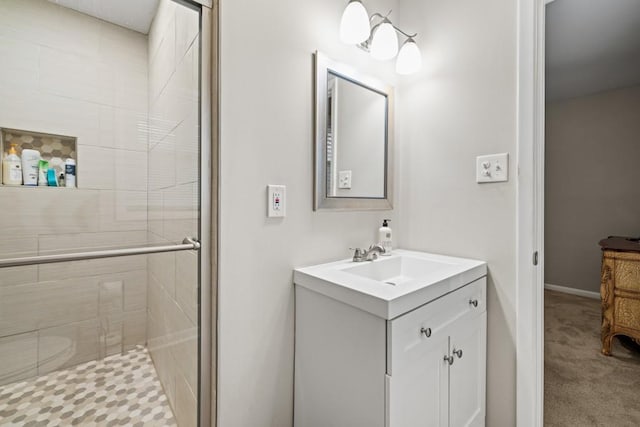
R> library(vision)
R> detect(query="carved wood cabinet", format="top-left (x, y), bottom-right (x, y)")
top-left (600, 236), bottom-right (640, 356)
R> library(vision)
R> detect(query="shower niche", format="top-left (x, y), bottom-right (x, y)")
top-left (0, 127), bottom-right (77, 187)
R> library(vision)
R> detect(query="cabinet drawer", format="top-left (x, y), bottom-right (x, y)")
top-left (614, 297), bottom-right (640, 331)
top-left (387, 277), bottom-right (486, 374)
top-left (614, 260), bottom-right (640, 292)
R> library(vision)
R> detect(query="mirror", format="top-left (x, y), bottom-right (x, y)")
top-left (314, 51), bottom-right (394, 210)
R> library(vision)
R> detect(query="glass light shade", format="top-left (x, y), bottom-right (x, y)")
top-left (340, 0), bottom-right (371, 44)
top-left (396, 39), bottom-right (422, 74)
top-left (370, 22), bottom-right (398, 60)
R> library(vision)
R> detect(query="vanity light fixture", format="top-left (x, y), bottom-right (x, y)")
top-left (339, 0), bottom-right (371, 44)
top-left (339, 1), bottom-right (422, 74)
top-left (395, 38), bottom-right (422, 74)
top-left (370, 18), bottom-right (398, 60)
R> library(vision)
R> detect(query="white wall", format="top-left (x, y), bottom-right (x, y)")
top-left (545, 85), bottom-right (640, 293)
top-left (220, 0), bottom-right (518, 425)
top-left (219, 0), bottom-right (399, 425)
top-left (0, 0), bottom-right (148, 386)
top-left (395, 0), bottom-right (518, 425)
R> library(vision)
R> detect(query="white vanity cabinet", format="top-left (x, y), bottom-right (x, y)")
top-left (387, 278), bottom-right (486, 427)
top-left (294, 274), bottom-right (486, 427)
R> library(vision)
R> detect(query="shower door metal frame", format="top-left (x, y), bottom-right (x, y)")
top-left (173, 0), bottom-right (218, 425)
top-left (193, 1), bottom-right (218, 426)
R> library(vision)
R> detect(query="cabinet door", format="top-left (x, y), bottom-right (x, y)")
top-left (449, 312), bottom-right (486, 427)
top-left (388, 326), bottom-right (451, 427)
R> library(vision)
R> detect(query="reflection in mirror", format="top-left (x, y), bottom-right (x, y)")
top-left (326, 72), bottom-right (386, 198)
top-left (315, 51), bottom-right (394, 210)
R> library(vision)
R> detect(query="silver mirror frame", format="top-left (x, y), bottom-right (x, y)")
top-left (314, 51), bottom-right (394, 211)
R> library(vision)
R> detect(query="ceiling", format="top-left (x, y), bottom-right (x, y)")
top-left (546, 0), bottom-right (640, 102)
top-left (48, 0), bottom-right (159, 34)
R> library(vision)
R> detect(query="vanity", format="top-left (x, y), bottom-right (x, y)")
top-left (294, 250), bottom-right (487, 427)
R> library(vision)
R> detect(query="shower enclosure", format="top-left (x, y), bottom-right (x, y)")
top-left (0, 0), bottom-right (214, 425)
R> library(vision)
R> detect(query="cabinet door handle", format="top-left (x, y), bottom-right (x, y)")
top-left (469, 299), bottom-right (479, 308)
top-left (420, 327), bottom-right (432, 338)
top-left (453, 348), bottom-right (463, 359)
top-left (443, 355), bottom-right (454, 365)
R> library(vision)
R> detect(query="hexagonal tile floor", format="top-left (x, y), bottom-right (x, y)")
top-left (0, 346), bottom-right (176, 426)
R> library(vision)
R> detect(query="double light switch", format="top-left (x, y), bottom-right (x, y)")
top-left (476, 153), bottom-right (509, 183)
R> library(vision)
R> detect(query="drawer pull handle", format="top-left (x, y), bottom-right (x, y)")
top-left (453, 348), bottom-right (463, 359)
top-left (420, 327), bottom-right (432, 338)
top-left (469, 299), bottom-right (479, 308)
top-left (443, 355), bottom-right (454, 365)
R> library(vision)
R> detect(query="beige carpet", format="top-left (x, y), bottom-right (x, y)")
top-left (544, 290), bottom-right (640, 426)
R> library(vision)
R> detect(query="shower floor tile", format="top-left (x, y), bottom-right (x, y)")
top-left (0, 346), bottom-right (177, 426)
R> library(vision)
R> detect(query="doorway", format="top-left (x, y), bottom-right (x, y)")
top-left (517, 0), bottom-right (640, 425)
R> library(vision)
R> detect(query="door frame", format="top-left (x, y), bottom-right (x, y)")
top-left (516, 0), bottom-right (553, 425)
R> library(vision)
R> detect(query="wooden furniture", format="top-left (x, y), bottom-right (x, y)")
top-left (599, 236), bottom-right (640, 356)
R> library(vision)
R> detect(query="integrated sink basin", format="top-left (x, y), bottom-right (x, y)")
top-left (342, 255), bottom-right (456, 286)
top-left (294, 249), bottom-right (486, 319)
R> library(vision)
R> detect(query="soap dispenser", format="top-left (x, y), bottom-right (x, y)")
top-left (378, 219), bottom-right (392, 255)
top-left (2, 145), bottom-right (22, 186)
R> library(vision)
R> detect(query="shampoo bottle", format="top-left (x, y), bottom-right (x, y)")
top-left (378, 219), bottom-right (392, 255)
top-left (2, 145), bottom-right (22, 186)
top-left (21, 149), bottom-right (40, 186)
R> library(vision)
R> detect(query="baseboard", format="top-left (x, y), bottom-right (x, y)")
top-left (544, 283), bottom-right (600, 299)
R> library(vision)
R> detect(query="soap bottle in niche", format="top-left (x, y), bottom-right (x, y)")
top-left (64, 158), bottom-right (76, 188)
top-left (378, 219), bottom-right (392, 255)
top-left (2, 145), bottom-right (22, 186)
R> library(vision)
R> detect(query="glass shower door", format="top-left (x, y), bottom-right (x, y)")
top-left (0, 0), bottom-right (207, 425)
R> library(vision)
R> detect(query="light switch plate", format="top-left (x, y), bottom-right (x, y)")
top-left (338, 170), bottom-right (352, 189)
top-left (476, 153), bottom-right (509, 183)
top-left (267, 185), bottom-right (286, 217)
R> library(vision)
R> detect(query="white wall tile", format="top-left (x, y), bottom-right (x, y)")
top-left (148, 192), bottom-right (164, 237)
top-left (148, 0), bottom-right (177, 62)
top-left (175, 371), bottom-right (198, 427)
top-left (175, 6), bottom-right (199, 64)
top-left (0, 278), bottom-right (98, 337)
top-left (0, 0), bottom-right (101, 59)
top-left (115, 69), bottom-right (148, 113)
top-left (0, 36), bottom-right (39, 93)
top-left (175, 112), bottom-right (199, 185)
top-left (0, 188), bottom-right (100, 237)
top-left (0, 332), bottom-right (38, 386)
top-left (149, 136), bottom-right (176, 191)
top-left (38, 319), bottom-right (99, 375)
top-left (113, 108), bottom-right (149, 152)
top-left (150, 18), bottom-right (176, 105)
top-left (39, 47), bottom-right (114, 106)
top-left (99, 191), bottom-right (148, 232)
top-left (123, 309), bottom-right (146, 351)
top-left (38, 255), bottom-right (147, 283)
top-left (38, 230), bottom-right (148, 253)
top-left (166, 297), bottom-right (197, 394)
top-left (148, 251), bottom-right (176, 298)
top-left (175, 251), bottom-right (198, 325)
top-left (99, 22), bottom-right (147, 75)
top-left (115, 150), bottom-right (148, 191)
top-left (0, 237), bottom-right (38, 288)
top-left (78, 146), bottom-right (116, 190)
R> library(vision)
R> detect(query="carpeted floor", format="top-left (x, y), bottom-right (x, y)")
top-left (545, 290), bottom-right (640, 426)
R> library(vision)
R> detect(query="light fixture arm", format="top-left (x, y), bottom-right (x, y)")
top-left (368, 11), bottom-right (418, 40)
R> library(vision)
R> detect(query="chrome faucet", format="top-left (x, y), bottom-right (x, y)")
top-left (351, 244), bottom-right (386, 262)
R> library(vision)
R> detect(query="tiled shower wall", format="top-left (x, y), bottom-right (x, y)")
top-left (146, 1), bottom-right (200, 425)
top-left (0, 0), bottom-right (148, 386)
